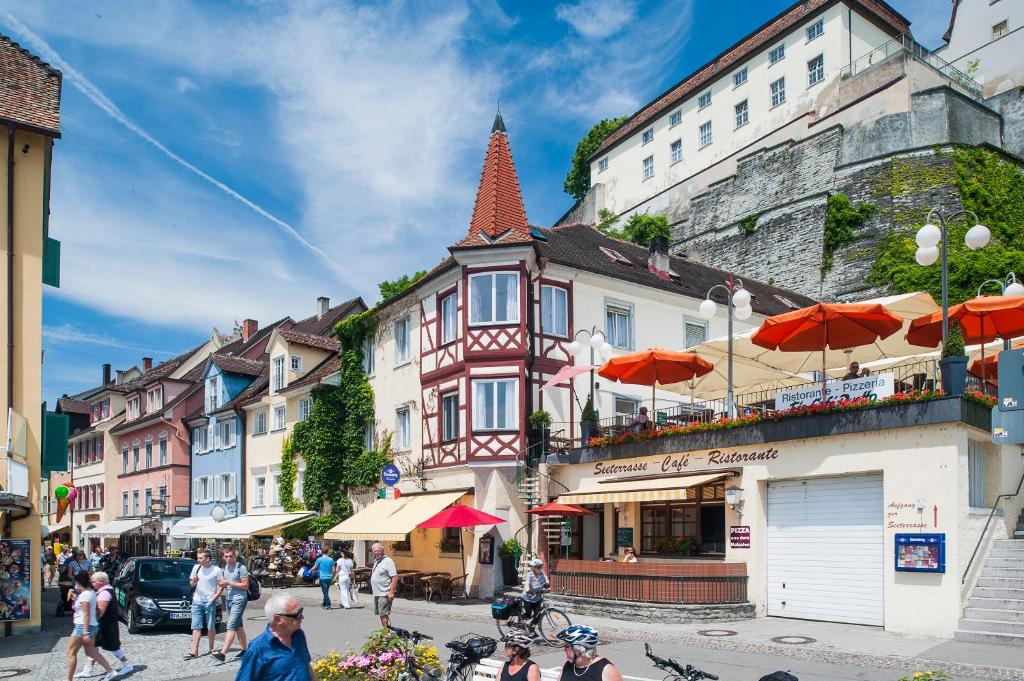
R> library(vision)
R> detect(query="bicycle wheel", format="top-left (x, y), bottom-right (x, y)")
top-left (538, 607), bottom-right (571, 645)
top-left (444, 663), bottom-right (472, 681)
top-left (496, 613), bottom-right (529, 639)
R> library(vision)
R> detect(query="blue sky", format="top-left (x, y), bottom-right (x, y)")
top-left (0, 0), bottom-right (950, 402)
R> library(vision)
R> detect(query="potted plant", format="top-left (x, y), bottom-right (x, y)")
top-left (580, 394), bottom-right (599, 445)
top-left (654, 537), bottom-right (697, 557)
top-left (528, 410), bottom-right (552, 464)
top-left (498, 538), bottom-right (522, 587)
top-left (438, 537), bottom-right (461, 554)
top-left (939, 321), bottom-right (968, 396)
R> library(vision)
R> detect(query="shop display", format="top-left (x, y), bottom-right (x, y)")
top-left (0, 539), bottom-right (31, 621)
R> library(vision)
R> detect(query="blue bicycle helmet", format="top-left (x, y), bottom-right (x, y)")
top-left (556, 625), bottom-right (600, 648)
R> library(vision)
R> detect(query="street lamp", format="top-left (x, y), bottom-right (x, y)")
top-left (566, 327), bottom-right (613, 405)
top-left (915, 209), bottom-right (991, 347)
top-left (976, 272), bottom-right (1022, 352)
top-left (699, 274), bottom-right (752, 418)
top-left (148, 498), bottom-right (167, 557)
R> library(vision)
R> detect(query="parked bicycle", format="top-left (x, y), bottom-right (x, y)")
top-left (645, 643), bottom-right (798, 681)
top-left (388, 626), bottom-right (497, 681)
top-left (491, 593), bottom-right (570, 645)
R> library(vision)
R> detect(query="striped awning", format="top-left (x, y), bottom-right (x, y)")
top-left (323, 489), bottom-right (468, 541)
top-left (556, 472), bottom-right (732, 505)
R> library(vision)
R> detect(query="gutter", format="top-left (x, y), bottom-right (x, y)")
top-left (6, 125), bottom-right (14, 417)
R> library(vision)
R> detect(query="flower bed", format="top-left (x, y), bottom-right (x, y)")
top-left (312, 628), bottom-right (442, 681)
top-left (586, 390), bottom-right (959, 448)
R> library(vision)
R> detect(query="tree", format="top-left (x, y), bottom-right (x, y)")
top-left (563, 116), bottom-right (627, 200)
top-left (378, 270), bottom-right (427, 302)
top-left (598, 212), bottom-right (670, 245)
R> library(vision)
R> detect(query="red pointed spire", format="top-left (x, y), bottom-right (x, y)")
top-left (454, 113), bottom-right (532, 248)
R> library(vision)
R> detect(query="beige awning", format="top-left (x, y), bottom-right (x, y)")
top-left (185, 512), bottom-right (314, 539)
top-left (324, 489), bottom-right (467, 540)
top-left (557, 473), bottom-right (732, 504)
top-left (84, 518), bottom-right (146, 537)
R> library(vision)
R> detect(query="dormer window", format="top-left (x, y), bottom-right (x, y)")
top-left (271, 356), bottom-right (286, 392)
top-left (126, 397), bottom-right (140, 421)
top-left (290, 355), bottom-right (303, 372)
top-left (599, 246), bottom-right (632, 265)
top-left (147, 386), bottom-right (163, 412)
top-left (206, 375), bottom-right (220, 413)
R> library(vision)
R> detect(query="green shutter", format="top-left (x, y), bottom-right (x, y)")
top-left (42, 237), bottom-right (60, 288)
top-left (42, 410), bottom-right (69, 474)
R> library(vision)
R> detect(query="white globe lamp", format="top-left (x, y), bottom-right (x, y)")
top-left (964, 223), bottom-right (991, 251)
top-left (915, 223), bottom-right (941, 249)
top-left (589, 332), bottom-right (606, 349)
top-left (566, 340), bottom-right (583, 357)
top-left (735, 304), bottom-right (753, 321)
top-left (211, 505), bottom-right (226, 523)
top-left (915, 246), bottom-right (939, 267)
top-left (698, 299), bottom-right (717, 320)
top-left (1005, 278), bottom-right (1024, 297)
top-left (732, 288), bottom-right (751, 309)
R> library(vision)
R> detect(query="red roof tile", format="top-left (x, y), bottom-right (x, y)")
top-left (0, 34), bottom-right (61, 136)
top-left (277, 329), bottom-right (340, 352)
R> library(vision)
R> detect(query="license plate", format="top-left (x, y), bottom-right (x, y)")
top-left (170, 613), bottom-right (191, 619)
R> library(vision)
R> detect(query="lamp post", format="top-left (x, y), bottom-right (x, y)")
top-left (149, 498), bottom-right (167, 557)
top-left (698, 274), bottom-right (752, 418)
top-left (914, 209), bottom-right (991, 347)
top-left (566, 327), bottom-right (613, 405)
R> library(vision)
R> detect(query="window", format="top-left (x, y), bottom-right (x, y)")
top-left (597, 157), bottom-right (608, 173)
top-left (97, 437), bottom-right (104, 461)
top-left (297, 397), bottom-right (313, 422)
top-left (770, 77), bottom-right (786, 108)
top-left (91, 403), bottom-right (101, 423)
top-left (132, 445), bottom-right (140, 471)
top-left (735, 100), bottom-right (749, 128)
top-left (290, 355), bottom-right (303, 372)
top-left (806, 18), bottom-right (823, 41)
top-left (253, 410), bottom-right (268, 435)
top-left (473, 379), bottom-right (517, 431)
top-left (271, 356), bottom-right (285, 392)
top-left (699, 121), bottom-right (712, 148)
top-left (540, 285), bottom-right (568, 337)
top-left (669, 110), bottom-right (682, 127)
top-left (733, 68), bottom-right (747, 87)
top-left (394, 317), bottom-right (411, 364)
top-left (121, 492), bottom-right (128, 517)
top-left (395, 407), bottom-right (411, 450)
top-left (670, 139), bottom-right (683, 164)
top-left (769, 43), bottom-right (785, 64)
top-left (642, 155), bottom-right (654, 180)
top-left (363, 423), bottom-right (374, 451)
top-left (697, 91), bottom-right (711, 109)
top-left (614, 396), bottom-right (639, 421)
top-left (295, 469), bottom-right (304, 500)
top-left (101, 399), bottom-right (109, 419)
top-left (148, 386), bottom-right (163, 411)
top-left (218, 420), bottom-right (235, 448)
top-left (441, 292), bottom-right (458, 344)
top-left (684, 318), bottom-right (708, 348)
top-left (121, 447), bottom-right (128, 474)
top-left (362, 337), bottom-right (375, 374)
top-left (605, 301), bottom-right (634, 349)
top-left (144, 488), bottom-right (152, 515)
top-left (272, 405), bottom-right (287, 431)
top-left (442, 393), bottom-right (459, 442)
top-left (254, 476), bottom-right (266, 507)
top-left (469, 272), bottom-right (519, 325)
top-left (969, 440), bottom-right (986, 507)
top-left (993, 20), bottom-right (1008, 39)
top-left (641, 128), bottom-right (654, 144)
top-left (808, 55), bottom-right (824, 86)
top-left (192, 427), bottom-right (208, 453)
top-left (270, 473), bottom-right (281, 507)
top-left (206, 375), bottom-right (220, 412)
top-left (126, 397), bottom-right (140, 421)
top-left (132, 489), bottom-right (139, 516)
top-left (219, 473), bottom-right (234, 501)
top-left (145, 440), bottom-right (152, 468)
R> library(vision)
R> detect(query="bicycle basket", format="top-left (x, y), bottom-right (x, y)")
top-left (490, 597), bottom-right (518, 621)
top-left (447, 634), bottom-right (497, 661)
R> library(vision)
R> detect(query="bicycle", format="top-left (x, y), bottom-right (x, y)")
top-left (388, 626), bottom-right (497, 681)
top-left (493, 590), bottom-right (570, 646)
top-left (645, 643), bottom-right (798, 681)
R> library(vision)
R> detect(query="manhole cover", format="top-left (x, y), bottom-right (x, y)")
top-left (770, 636), bottom-right (816, 645)
top-left (697, 629), bottom-right (737, 637)
top-left (0, 669), bottom-right (31, 678)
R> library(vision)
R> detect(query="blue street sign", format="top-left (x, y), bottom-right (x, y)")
top-left (381, 464), bottom-right (401, 487)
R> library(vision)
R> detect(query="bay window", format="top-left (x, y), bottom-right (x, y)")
top-left (469, 272), bottom-right (519, 325)
top-left (441, 292), bottom-right (458, 344)
top-left (541, 285), bottom-right (568, 337)
top-left (442, 393), bottom-right (459, 441)
top-left (473, 379), bottom-right (517, 431)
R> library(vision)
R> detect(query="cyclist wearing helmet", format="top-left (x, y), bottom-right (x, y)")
top-left (556, 625), bottom-right (623, 681)
top-left (500, 632), bottom-right (540, 681)
top-left (521, 559), bottom-right (548, 625)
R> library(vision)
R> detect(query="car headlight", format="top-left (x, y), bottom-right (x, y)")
top-left (135, 596), bottom-right (158, 610)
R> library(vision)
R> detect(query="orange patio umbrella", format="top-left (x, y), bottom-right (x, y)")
top-left (598, 349), bottom-right (713, 414)
top-left (752, 302), bottom-right (903, 401)
top-left (969, 339), bottom-right (1024, 382)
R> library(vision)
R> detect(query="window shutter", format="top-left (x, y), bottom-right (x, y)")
top-left (194, 479), bottom-right (201, 504)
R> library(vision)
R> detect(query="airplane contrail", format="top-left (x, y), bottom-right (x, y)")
top-left (1, 14), bottom-right (352, 284)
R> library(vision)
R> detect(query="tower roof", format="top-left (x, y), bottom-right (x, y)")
top-left (453, 116), bottom-right (532, 248)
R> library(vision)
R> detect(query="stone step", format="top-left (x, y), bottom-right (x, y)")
top-left (972, 586), bottom-right (1024, 600)
top-left (985, 557), bottom-right (1024, 567)
top-left (954, 629), bottom-right (1024, 645)
top-left (975, 576), bottom-right (1024, 588)
top-left (993, 539), bottom-right (1024, 548)
top-left (982, 567), bottom-right (1024, 578)
top-left (990, 548), bottom-right (1024, 559)
top-left (958, 618), bottom-right (1024, 635)
top-left (964, 607), bottom-right (1024, 623)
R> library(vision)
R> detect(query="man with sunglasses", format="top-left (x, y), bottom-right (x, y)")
top-left (236, 593), bottom-right (313, 681)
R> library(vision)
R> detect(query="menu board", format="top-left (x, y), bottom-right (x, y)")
top-left (615, 527), bottom-right (634, 548)
top-left (0, 539), bottom-right (31, 621)
top-left (895, 533), bottom-right (945, 573)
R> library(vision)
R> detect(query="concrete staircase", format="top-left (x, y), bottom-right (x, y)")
top-left (956, 509), bottom-right (1024, 645)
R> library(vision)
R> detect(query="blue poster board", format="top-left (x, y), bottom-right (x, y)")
top-left (895, 533), bottom-right (945, 573)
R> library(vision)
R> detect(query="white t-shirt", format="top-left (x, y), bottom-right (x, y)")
top-left (190, 564), bottom-right (223, 603)
top-left (339, 558), bottom-right (354, 582)
top-left (73, 589), bottom-right (98, 627)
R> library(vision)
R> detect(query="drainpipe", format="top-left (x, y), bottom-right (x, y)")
top-left (848, 7), bottom-right (853, 72)
top-left (7, 124), bottom-right (15, 419)
top-left (237, 407), bottom-right (245, 516)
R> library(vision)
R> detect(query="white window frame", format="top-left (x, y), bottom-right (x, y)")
top-left (132, 489), bottom-right (140, 516)
top-left (442, 393), bottom-right (459, 442)
top-left (121, 447), bottom-right (129, 474)
top-left (670, 139), bottom-right (683, 165)
top-left (290, 355), bottom-right (303, 372)
top-left (147, 386), bottom-right (163, 411)
top-left (271, 355), bottom-right (286, 392)
top-left (697, 91), bottom-right (711, 109)
top-left (605, 299), bottom-right (635, 350)
top-left (770, 77), bottom-right (786, 108)
top-left (441, 292), bottom-right (458, 345)
top-left (219, 419), bottom-right (235, 449)
top-left (468, 272), bottom-right (520, 326)
top-left (254, 476), bottom-right (266, 507)
top-left (394, 316), bottom-right (411, 365)
top-left (270, 473), bottom-right (281, 507)
top-left (699, 121), bottom-right (712, 148)
top-left (641, 128), bottom-right (654, 145)
top-left (472, 379), bottom-right (518, 431)
top-left (807, 55), bottom-right (824, 87)
top-left (272, 405), bottom-right (287, 431)
top-left (613, 396), bottom-right (640, 421)
top-left (735, 100), bottom-right (749, 128)
top-left (540, 285), bottom-right (568, 337)
top-left (597, 157), bottom-right (608, 173)
top-left (642, 155), bottom-right (654, 180)
top-left (769, 43), bottom-right (785, 65)
top-left (992, 19), bottom-right (1008, 39)
top-left (363, 423), bottom-right (374, 451)
top-left (144, 438), bottom-right (153, 468)
top-left (219, 472), bottom-right (235, 502)
top-left (297, 397), bottom-right (313, 422)
top-left (132, 444), bottom-right (140, 471)
top-left (144, 487), bottom-right (153, 515)
top-left (684, 317), bottom-right (709, 349)
top-left (158, 434), bottom-right (168, 466)
top-left (192, 427), bottom-right (207, 453)
top-left (669, 110), bottom-right (682, 127)
top-left (121, 491), bottom-right (129, 517)
top-left (362, 337), bottom-right (376, 375)
top-left (253, 410), bottom-right (268, 435)
top-left (206, 375), bottom-right (220, 413)
top-left (395, 407), bottom-right (411, 451)
top-left (733, 67), bottom-right (748, 87)
top-left (126, 397), bottom-right (140, 421)
top-left (806, 18), bottom-right (823, 41)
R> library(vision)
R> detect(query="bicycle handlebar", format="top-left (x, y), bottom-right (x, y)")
top-left (644, 644), bottom-right (718, 681)
top-left (389, 626), bottom-right (433, 642)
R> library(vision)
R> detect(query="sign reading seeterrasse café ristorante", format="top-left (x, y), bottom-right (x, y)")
top-left (593, 446), bottom-right (781, 477)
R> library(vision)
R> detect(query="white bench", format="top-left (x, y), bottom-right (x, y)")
top-left (474, 657), bottom-right (561, 681)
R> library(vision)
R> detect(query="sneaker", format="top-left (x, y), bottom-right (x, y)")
top-left (212, 652), bottom-right (226, 662)
top-left (116, 663), bottom-right (133, 676)
top-left (102, 672), bottom-right (119, 681)
top-left (74, 667), bottom-right (94, 678)
top-left (234, 650), bottom-right (246, 659)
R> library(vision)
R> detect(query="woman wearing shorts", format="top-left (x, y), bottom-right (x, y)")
top-left (66, 571), bottom-right (117, 681)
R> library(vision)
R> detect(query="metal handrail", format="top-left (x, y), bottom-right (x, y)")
top-left (962, 460), bottom-right (1024, 583)
top-left (839, 32), bottom-right (982, 98)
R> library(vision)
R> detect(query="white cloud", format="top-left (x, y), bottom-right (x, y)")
top-left (555, 0), bottom-right (636, 40)
top-left (43, 324), bottom-right (174, 356)
top-left (174, 76), bottom-right (198, 93)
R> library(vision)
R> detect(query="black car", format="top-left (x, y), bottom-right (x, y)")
top-left (113, 557), bottom-right (223, 633)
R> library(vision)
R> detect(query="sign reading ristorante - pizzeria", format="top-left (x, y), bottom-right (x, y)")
top-left (592, 446), bottom-right (781, 476)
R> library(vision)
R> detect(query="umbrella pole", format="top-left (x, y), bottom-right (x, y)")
top-left (822, 347), bottom-right (827, 404)
top-left (460, 529), bottom-right (467, 599)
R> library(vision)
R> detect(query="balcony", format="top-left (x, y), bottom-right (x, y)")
top-left (840, 33), bottom-right (983, 100)
top-left (0, 455), bottom-right (31, 510)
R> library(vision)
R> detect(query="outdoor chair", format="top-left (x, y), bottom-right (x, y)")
top-left (425, 574), bottom-right (451, 602)
top-left (449, 574), bottom-right (468, 600)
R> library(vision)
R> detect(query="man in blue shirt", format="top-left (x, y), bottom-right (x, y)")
top-left (312, 552), bottom-right (336, 609)
top-left (236, 593), bottom-right (312, 681)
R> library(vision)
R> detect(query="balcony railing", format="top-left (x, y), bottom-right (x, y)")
top-left (0, 455), bottom-right (29, 499)
top-left (839, 33), bottom-right (982, 99)
top-left (550, 561), bottom-right (748, 605)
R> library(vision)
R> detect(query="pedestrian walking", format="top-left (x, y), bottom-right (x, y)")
top-left (369, 542), bottom-right (397, 628)
top-left (500, 631), bottom-right (540, 681)
top-left (185, 549), bottom-right (223, 659)
top-left (213, 548), bottom-right (249, 662)
top-left (235, 593), bottom-right (313, 681)
top-left (66, 571), bottom-right (117, 681)
top-left (90, 546), bottom-right (103, 569)
top-left (75, 571), bottom-right (132, 678)
top-left (312, 551), bottom-right (335, 609)
top-left (556, 626), bottom-right (623, 681)
top-left (44, 546), bottom-right (57, 586)
top-left (335, 550), bottom-right (357, 609)
top-left (98, 546), bottom-right (121, 579)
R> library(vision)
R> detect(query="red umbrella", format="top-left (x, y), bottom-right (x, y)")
top-left (598, 349), bottom-right (713, 413)
top-left (417, 504), bottom-right (506, 596)
top-left (526, 502), bottom-right (597, 516)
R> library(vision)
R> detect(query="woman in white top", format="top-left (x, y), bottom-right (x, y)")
top-left (336, 550), bottom-right (358, 608)
top-left (67, 571), bottom-right (116, 681)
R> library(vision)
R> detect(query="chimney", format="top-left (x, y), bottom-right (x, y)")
top-left (102, 363), bottom-right (112, 385)
top-left (242, 319), bottom-right (259, 342)
top-left (142, 357), bottom-right (153, 371)
top-left (647, 235), bottom-right (671, 280)
top-left (317, 296), bottom-right (330, 320)
top-left (115, 369), bottom-right (126, 384)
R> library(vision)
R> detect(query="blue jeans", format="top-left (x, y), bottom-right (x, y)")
top-left (319, 579), bottom-right (332, 606)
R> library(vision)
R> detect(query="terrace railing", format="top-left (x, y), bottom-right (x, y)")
top-left (839, 33), bottom-right (982, 98)
top-left (550, 561), bottom-right (748, 605)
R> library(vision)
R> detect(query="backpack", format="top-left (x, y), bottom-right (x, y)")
top-left (247, 576), bottom-right (261, 602)
top-left (759, 673), bottom-right (799, 681)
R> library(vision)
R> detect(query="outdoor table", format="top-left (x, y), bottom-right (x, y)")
top-left (398, 571), bottom-right (425, 597)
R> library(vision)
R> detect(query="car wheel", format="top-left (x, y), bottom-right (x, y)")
top-left (127, 607), bottom-right (140, 634)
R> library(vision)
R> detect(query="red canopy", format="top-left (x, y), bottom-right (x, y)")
top-left (752, 302), bottom-right (903, 352)
top-left (416, 504), bottom-right (506, 529)
top-left (598, 349), bottom-right (713, 385)
top-left (526, 502), bottom-right (597, 517)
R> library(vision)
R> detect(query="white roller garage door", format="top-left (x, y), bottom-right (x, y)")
top-left (766, 474), bottom-right (883, 626)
